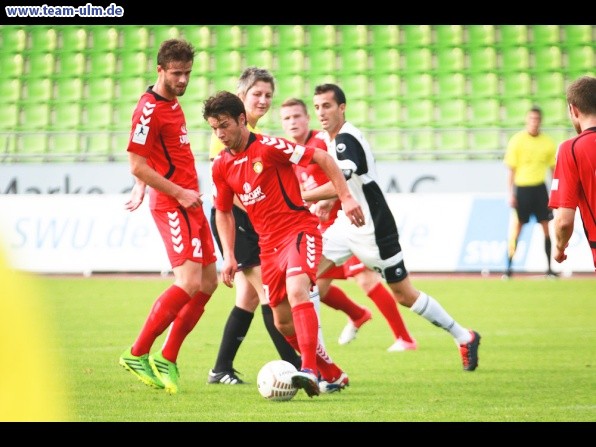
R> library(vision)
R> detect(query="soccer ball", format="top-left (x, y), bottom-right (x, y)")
top-left (257, 360), bottom-right (298, 401)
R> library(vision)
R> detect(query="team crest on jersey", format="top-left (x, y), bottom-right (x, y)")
top-left (132, 123), bottom-right (149, 144)
top-left (253, 161), bottom-right (263, 174)
top-left (336, 143), bottom-right (347, 153)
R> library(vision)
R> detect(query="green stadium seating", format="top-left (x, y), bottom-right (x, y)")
top-left (435, 47), bottom-right (465, 73)
top-left (16, 133), bottom-right (49, 161)
top-left (402, 129), bottom-right (434, 153)
top-left (436, 130), bottom-right (469, 152)
top-left (338, 74), bottom-right (369, 100)
top-left (0, 134), bottom-right (17, 158)
top-left (113, 132), bottom-right (131, 154)
top-left (436, 98), bottom-right (467, 127)
top-left (275, 49), bottom-right (306, 75)
top-left (436, 72), bottom-right (466, 99)
top-left (468, 98), bottom-right (500, 126)
top-left (402, 99), bottom-right (434, 127)
top-left (470, 129), bottom-right (501, 151)
top-left (0, 53), bottom-right (24, 78)
top-left (306, 25), bottom-right (337, 49)
top-left (501, 98), bottom-right (533, 127)
top-left (55, 52), bottom-right (86, 78)
top-left (119, 51), bottom-right (150, 78)
top-left (465, 25), bottom-right (496, 48)
top-left (52, 102), bottom-right (82, 130)
top-left (1, 26), bottom-right (27, 53)
top-left (540, 98), bottom-right (569, 127)
top-left (151, 26), bottom-right (181, 48)
top-left (88, 26), bottom-right (119, 53)
top-left (501, 72), bottom-right (532, 99)
top-left (562, 25), bottom-right (593, 47)
top-left (338, 25), bottom-right (368, 49)
top-left (468, 72), bottom-right (499, 98)
top-left (403, 47), bottom-right (433, 73)
top-left (244, 49), bottom-right (274, 70)
top-left (369, 99), bottom-right (400, 129)
top-left (117, 77), bottom-right (146, 103)
top-left (275, 74), bottom-right (306, 100)
top-left (0, 103), bottom-right (19, 130)
top-left (81, 102), bottom-right (113, 130)
top-left (529, 25), bottom-right (560, 47)
top-left (346, 99), bottom-right (369, 128)
top-left (119, 26), bottom-right (150, 52)
top-left (497, 25), bottom-right (528, 47)
top-left (19, 102), bottom-right (51, 130)
top-left (21, 77), bottom-right (53, 104)
top-left (534, 72), bottom-right (565, 99)
top-left (193, 50), bottom-right (211, 75)
top-left (211, 49), bottom-right (242, 76)
top-left (1, 78), bottom-right (22, 103)
top-left (531, 46), bottom-right (562, 74)
top-left (51, 133), bottom-right (81, 157)
top-left (28, 26), bottom-right (58, 53)
top-left (369, 130), bottom-right (403, 155)
top-left (499, 46), bottom-right (530, 73)
top-left (467, 46), bottom-right (498, 73)
top-left (402, 73), bottom-right (434, 99)
top-left (58, 26), bottom-right (88, 53)
top-left (371, 73), bottom-right (401, 99)
top-left (87, 51), bottom-right (117, 77)
top-left (370, 48), bottom-right (400, 73)
top-left (111, 99), bottom-right (136, 132)
top-left (307, 49), bottom-right (337, 75)
top-left (214, 25), bottom-right (243, 51)
top-left (434, 25), bottom-right (464, 48)
top-left (246, 25), bottom-right (273, 49)
top-left (179, 25), bottom-right (211, 50)
top-left (402, 25), bottom-right (432, 47)
top-left (565, 46), bottom-right (595, 78)
top-left (369, 25), bottom-right (400, 48)
top-left (339, 48), bottom-right (369, 74)
top-left (275, 25), bottom-right (306, 50)
top-left (81, 132), bottom-right (112, 158)
top-left (182, 75), bottom-right (209, 104)
top-left (25, 52), bottom-right (55, 78)
top-left (85, 77), bottom-right (116, 103)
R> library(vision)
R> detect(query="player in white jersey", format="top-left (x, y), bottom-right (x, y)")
top-left (305, 84), bottom-right (481, 371)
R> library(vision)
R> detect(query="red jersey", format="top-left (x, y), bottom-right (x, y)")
top-left (293, 130), bottom-right (342, 233)
top-left (127, 88), bottom-right (198, 210)
top-left (211, 132), bottom-right (320, 250)
top-left (549, 128), bottom-right (596, 266)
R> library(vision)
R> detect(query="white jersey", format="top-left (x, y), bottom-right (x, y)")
top-left (323, 122), bottom-right (407, 282)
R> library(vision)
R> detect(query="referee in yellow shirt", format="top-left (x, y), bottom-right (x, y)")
top-left (503, 106), bottom-right (558, 278)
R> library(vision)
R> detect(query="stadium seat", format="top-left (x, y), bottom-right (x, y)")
top-left (403, 47), bottom-right (433, 73)
top-left (540, 98), bottom-right (569, 127)
top-left (402, 73), bottom-right (434, 99)
top-left (117, 77), bottom-right (146, 103)
top-left (469, 129), bottom-right (502, 151)
top-left (85, 77), bottom-right (116, 103)
top-left (58, 26), bottom-right (88, 53)
top-left (181, 74), bottom-right (209, 103)
top-left (52, 102), bottom-right (82, 130)
top-left (465, 25), bottom-right (496, 47)
top-left (275, 49), bottom-right (306, 75)
top-left (19, 102), bottom-right (51, 130)
top-left (562, 25), bottom-right (593, 48)
top-left (0, 53), bottom-right (24, 78)
top-left (213, 25), bottom-right (243, 51)
top-left (51, 132), bottom-right (81, 157)
top-left (0, 134), bottom-right (17, 159)
top-left (369, 130), bottom-right (403, 155)
top-left (244, 49), bottom-right (274, 70)
top-left (402, 99), bottom-right (434, 127)
top-left (436, 99), bottom-right (468, 127)
top-left (16, 133), bottom-right (49, 161)
top-left (55, 52), bottom-right (86, 78)
top-left (345, 99), bottom-right (370, 128)
top-left (151, 26), bottom-right (180, 48)
top-left (1, 25), bottom-right (27, 53)
top-left (28, 26), bottom-right (58, 53)
top-left (0, 103), bottom-right (19, 130)
top-left (179, 25), bottom-right (211, 50)
top-left (369, 25), bottom-right (400, 48)
top-left (88, 26), bottom-right (119, 53)
top-left (564, 46), bottom-right (595, 78)
top-left (531, 46), bottom-right (562, 74)
top-left (498, 46), bottom-right (530, 73)
top-left (501, 72), bottom-right (532, 99)
top-left (434, 25), bottom-right (464, 48)
top-left (402, 25), bottom-right (431, 47)
top-left (338, 25), bottom-right (368, 49)
top-left (118, 51), bottom-right (150, 78)
top-left (113, 131), bottom-right (131, 153)
top-left (402, 129), bottom-right (435, 154)
top-left (211, 49), bottom-right (242, 76)
top-left (275, 25), bottom-right (306, 50)
top-left (497, 25), bottom-right (528, 48)
top-left (339, 48), bottom-right (369, 74)
top-left (435, 46), bottom-right (465, 73)
top-left (111, 99), bottom-right (137, 132)
top-left (307, 49), bottom-right (337, 75)
top-left (534, 72), bottom-right (565, 99)
top-left (81, 132), bottom-right (112, 159)
top-left (436, 129), bottom-right (469, 153)
top-left (468, 72), bottom-right (499, 98)
top-left (370, 47), bottom-right (400, 74)
top-left (501, 98), bottom-right (533, 128)
top-left (210, 74), bottom-right (238, 94)
top-left (245, 25), bottom-right (273, 49)
top-left (436, 72), bottom-right (467, 99)
top-left (275, 75), bottom-right (306, 100)
top-left (467, 46), bottom-right (498, 73)
top-left (369, 99), bottom-right (401, 129)
top-left (81, 102), bottom-right (113, 130)
top-left (119, 26), bottom-right (150, 52)
top-left (371, 73), bottom-right (401, 99)
top-left (25, 52), bottom-right (55, 78)
top-left (21, 77), bottom-right (53, 104)
top-left (338, 74), bottom-right (369, 100)
top-left (87, 51), bottom-right (117, 78)
top-left (468, 98), bottom-right (500, 126)
top-left (529, 25), bottom-right (560, 47)
top-left (1, 78), bottom-right (22, 103)
top-left (306, 25), bottom-right (337, 50)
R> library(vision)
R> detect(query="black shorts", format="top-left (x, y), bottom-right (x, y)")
top-left (210, 205), bottom-right (261, 270)
top-left (515, 183), bottom-right (553, 224)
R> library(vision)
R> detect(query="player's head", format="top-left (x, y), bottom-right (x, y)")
top-left (156, 39), bottom-right (195, 98)
top-left (280, 98), bottom-right (310, 143)
top-left (237, 67), bottom-right (276, 125)
top-left (566, 76), bottom-right (596, 134)
top-left (525, 105), bottom-right (542, 136)
top-left (313, 84), bottom-right (347, 137)
top-left (203, 91), bottom-right (248, 150)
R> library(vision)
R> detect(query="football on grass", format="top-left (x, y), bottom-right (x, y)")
top-left (257, 360), bottom-right (298, 401)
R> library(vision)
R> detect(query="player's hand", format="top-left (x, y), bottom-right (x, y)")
top-left (124, 182), bottom-right (146, 212)
top-left (314, 198), bottom-right (336, 222)
top-left (553, 243), bottom-right (568, 264)
top-left (179, 189), bottom-right (203, 209)
top-left (342, 196), bottom-right (365, 227)
top-left (220, 259), bottom-right (237, 288)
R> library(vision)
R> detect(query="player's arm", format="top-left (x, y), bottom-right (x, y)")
top-left (215, 208), bottom-right (238, 287)
top-left (553, 207), bottom-right (575, 263)
top-left (128, 152), bottom-right (202, 209)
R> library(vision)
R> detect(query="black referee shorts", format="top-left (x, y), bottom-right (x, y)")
top-left (515, 183), bottom-right (553, 224)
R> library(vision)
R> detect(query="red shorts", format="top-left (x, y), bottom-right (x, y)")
top-left (261, 229), bottom-right (322, 307)
top-left (320, 255), bottom-right (367, 279)
top-left (151, 205), bottom-right (217, 268)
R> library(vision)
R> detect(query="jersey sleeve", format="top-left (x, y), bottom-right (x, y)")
top-left (334, 132), bottom-right (363, 175)
top-left (211, 156), bottom-right (235, 212)
top-left (127, 97), bottom-right (159, 158)
top-left (548, 143), bottom-right (579, 209)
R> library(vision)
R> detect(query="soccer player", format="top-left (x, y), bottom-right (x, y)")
top-left (119, 39), bottom-right (219, 394)
top-left (206, 68), bottom-right (302, 386)
top-left (548, 75), bottom-right (596, 270)
top-left (280, 97), bottom-right (417, 351)
top-left (205, 90), bottom-right (364, 396)
top-left (305, 83), bottom-right (481, 372)
top-left (503, 106), bottom-right (558, 278)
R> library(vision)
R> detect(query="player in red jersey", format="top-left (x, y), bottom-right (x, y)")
top-left (119, 39), bottom-right (219, 394)
top-left (204, 91), bottom-right (364, 397)
top-left (281, 98), bottom-right (417, 351)
top-left (548, 75), bottom-right (596, 270)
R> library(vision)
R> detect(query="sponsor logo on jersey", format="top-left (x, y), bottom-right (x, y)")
top-left (239, 184), bottom-right (266, 206)
top-left (132, 101), bottom-right (155, 145)
top-left (336, 143), bottom-right (347, 153)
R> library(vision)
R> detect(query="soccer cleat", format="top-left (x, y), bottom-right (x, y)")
top-left (149, 352), bottom-right (179, 394)
top-left (207, 368), bottom-right (245, 385)
top-left (319, 371), bottom-right (349, 394)
top-left (338, 306), bottom-right (373, 345)
top-left (387, 337), bottom-right (418, 352)
top-left (459, 330), bottom-right (481, 371)
top-left (291, 369), bottom-right (320, 397)
top-left (546, 270), bottom-right (559, 279)
top-left (119, 348), bottom-right (164, 389)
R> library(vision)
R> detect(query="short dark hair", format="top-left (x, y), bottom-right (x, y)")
top-left (567, 76), bottom-right (596, 116)
top-left (281, 97), bottom-right (308, 114)
top-left (157, 39), bottom-right (195, 69)
top-left (314, 83), bottom-right (347, 106)
top-left (203, 90), bottom-right (246, 123)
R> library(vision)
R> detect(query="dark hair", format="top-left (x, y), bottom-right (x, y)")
top-left (281, 97), bottom-right (308, 114)
top-left (530, 105), bottom-right (542, 117)
top-left (203, 90), bottom-right (246, 123)
top-left (314, 83), bottom-right (347, 106)
top-left (157, 39), bottom-right (195, 69)
top-left (567, 76), bottom-right (596, 116)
